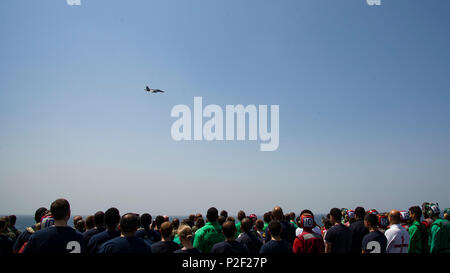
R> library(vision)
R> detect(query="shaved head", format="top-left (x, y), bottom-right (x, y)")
top-left (389, 210), bottom-right (401, 224)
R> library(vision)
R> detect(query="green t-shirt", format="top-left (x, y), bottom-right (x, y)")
top-left (263, 222), bottom-right (269, 232)
top-left (408, 221), bottom-right (422, 253)
top-left (430, 218), bottom-right (450, 253)
top-left (193, 222), bottom-right (225, 253)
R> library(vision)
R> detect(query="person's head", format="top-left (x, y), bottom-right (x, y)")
top-left (289, 212), bottom-right (296, 222)
top-left (399, 210), bottom-right (410, 224)
top-left (218, 216), bottom-right (226, 226)
top-left (196, 217), bottom-right (205, 228)
top-left (329, 208), bottom-right (342, 224)
top-left (119, 213), bottom-right (139, 236)
top-left (172, 218), bottom-right (180, 230)
top-left (189, 214), bottom-right (195, 222)
top-left (220, 210), bottom-right (228, 219)
top-left (0, 217), bottom-right (7, 233)
top-left (364, 213), bottom-right (378, 230)
top-left (240, 218), bottom-right (252, 233)
top-left (178, 225), bottom-right (194, 246)
top-left (50, 198), bottom-right (71, 222)
top-left (322, 214), bottom-right (332, 230)
top-left (34, 207), bottom-right (47, 223)
top-left (226, 216), bottom-right (235, 224)
top-left (8, 215), bottom-right (17, 226)
top-left (73, 215), bottom-right (82, 227)
top-left (378, 213), bottom-right (389, 229)
top-left (422, 202), bottom-right (440, 219)
top-left (94, 211), bottom-right (105, 228)
top-left (163, 215), bottom-right (169, 222)
top-left (237, 210), bottom-right (246, 222)
top-left (155, 215), bottom-right (165, 229)
top-left (298, 213), bottom-right (315, 230)
top-left (76, 220), bottom-right (86, 232)
top-left (409, 206), bottom-right (422, 222)
top-left (195, 213), bottom-right (202, 221)
top-left (207, 207), bottom-right (219, 223)
top-left (388, 210), bottom-right (401, 225)
top-left (355, 207), bottom-right (365, 220)
top-left (105, 207), bottom-right (120, 230)
top-left (263, 212), bottom-right (272, 223)
top-left (140, 213), bottom-right (152, 229)
top-left (255, 219), bottom-right (264, 231)
top-left (160, 221), bottom-right (173, 241)
top-left (268, 220), bottom-right (282, 239)
top-left (222, 221), bottom-right (237, 240)
top-left (85, 215), bottom-right (95, 230)
top-left (272, 206), bottom-right (284, 221)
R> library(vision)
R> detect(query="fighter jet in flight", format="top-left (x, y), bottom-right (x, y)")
top-left (145, 85), bottom-right (165, 93)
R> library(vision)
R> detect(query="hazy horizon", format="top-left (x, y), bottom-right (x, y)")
top-left (1, 0), bottom-right (449, 215)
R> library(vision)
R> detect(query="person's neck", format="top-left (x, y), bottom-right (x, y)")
top-left (369, 227), bottom-right (377, 232)
top-left (181, 242), bottom-right (193, 249)
top-left (54, 220), bottom-right (67, 227)
top-left (161, 237), bottom-right (171, 242)
top-left (225, 237), bottom-right (235, 242)
top-left (120, 232), bottom-right (135, 237)
top-left (271, 235), bottom-right (282, 241)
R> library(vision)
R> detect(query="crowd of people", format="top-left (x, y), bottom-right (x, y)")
top-left (0, 199), bottom-right (449, 254)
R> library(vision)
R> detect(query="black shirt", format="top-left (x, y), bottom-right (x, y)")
top-left (211, 240), bottom-right (249, 254)
top-left (236, 231), bottom-right (262, 254)
top-left (87, 230), bottom-right (120, 254)
top-left (23, 226), bottom-right (84, 253)
top-left (324, 224), bottom-right (352, 253)
top-left (99, 236), bottom-right (152, 253)
top-left (260, 239), bottom-right (293, 254)
top-left (135, 228), bottom-right (161, 244)
top-left (0, 234), bottom-right (13, 254)
top-left (151, 240), bottom-right (181, 254)
top-left (349, 219), bottom-right (369, 253)
top-left (265, 221), bottom-right (296, 245)
top-left (82, 227), bottom-right (105, 247)
top-left (174, 247), bottom-right (201, 254)
top-left (362, 230), bottom-right (387, 253)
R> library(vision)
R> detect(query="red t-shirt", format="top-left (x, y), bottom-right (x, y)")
top-left (292, 231), bottom-right (325, 254)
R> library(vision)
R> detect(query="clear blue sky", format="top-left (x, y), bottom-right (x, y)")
top-left (1, 0), bottom-right (449, 216)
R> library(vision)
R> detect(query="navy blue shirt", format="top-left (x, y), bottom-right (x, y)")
top-left (362, 230), bottom-right (388, 253)
top-left (135, 228), bottom-right (160, 244)
top-left (23, 226), bottom-right (83, 253)
top-left (151, 240), bottom-right (181, 254)
top-left (12, 226), bottom-right (36, 253)
top-left (264, 221), bottom-right (296, 245)
top-left (210, 240), bottom-right (249, 254)
top-left (260, 239), bottom-right (292, 254)
top-left (98, 236), bottom-right (152, 254)
top-left (236, 231), bottom-right (262, 254)
top-left (82, 227), bottom-right (105, 247)
top-left (87, 229), bottom-right (120, 254)
top-left (350, 219), bottom-right (369, 253)
top-left (174, 247), bottom-right (201, 254)
top-left (324, 224), bottom-right (352, 253)
top-left (0, 234), bottom-right (13, 254)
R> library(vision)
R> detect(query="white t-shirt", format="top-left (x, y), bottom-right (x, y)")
top-left (296, 226), bottom-right (321, 237)
top-left (384, 224), bottom-right (410, 253)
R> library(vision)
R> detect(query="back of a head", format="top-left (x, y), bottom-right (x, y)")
top-left (272, 206), bottom-right (284, 221)
top-left (268, 220), bottom-right (282, 237)
top-left (364, 213), bottom-right (378, 228)
top-left (218, 216), bottom-right (226, 226)
top-left (35, 207), bottom-right (47, 223)
top-left (85, 215), bottom-right (95, 230)
top-left (207, 207), bottom-right (219, 223)
top-left (240, 218), bottom-right (252, 233)
top-left (155, 215), bottom-right (165, 228)
top-left (50, 198), bottom-right (71, 221)
top-left (9, 215), bottom-right (17, 226)
top-left (289, 212), bottom-right (296, 221)
top-left (330, 208), bottom-right (342, 222)
top-left (178, 225), bottom-right (193, 241)
top-left (160, 221), bottom-right (173, 239)
top-left (0, 217), bottom-right (7, 231)
top-left (222, 221), bottom-right (237, 238)
top-left (94, 211), bottom-right (105, 227)
top-left (120, 213), bottom-right (139, 234)
top-left (300, 209), bottom-right (314, 218)
top-left (263, 212), bottom-right (272, 223)
top-left (76, 220), bottom-right (86, 232)
top-left (355, 207), bottom-right (365, 219)
top-left (105, 208), bottom-right (120, 229)
top-left (237, 210), bottom-right (246, 221)
top-left (255, 219), bottom-right (264, 230)
top-left (196, 217), bottom-right (205, 228)
top-left (389, 210), bottom-right (401, 224)
top-left (140, 213), bottom-right (152, 229)
top-left (172, 218), bottom-right (180, 230)
top-left (220, 210), bottom-right (228, 219)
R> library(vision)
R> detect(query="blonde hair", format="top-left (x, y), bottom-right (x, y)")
top-left (178, 225), bottom-right (193, 241)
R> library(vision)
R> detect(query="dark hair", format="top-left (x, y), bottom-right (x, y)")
top-left (160, 222), bottom-right (173, 239)
top-left (409, 206), bottom-right (422, 221)
top-left (300, 209), bottom-right (314, 218)
top-left (120, 213), bottom-right (139, 233)
top-left (188, 214), bottom-right (195, 222)
top-left (76, 220), bottom-right (86, 233)
top-left (263, 212), bottom-right (272, 223)
top-left (207, 207), bottom-right (219, 222)
top-left (255, 219), bottom-right (264, 230)
top-left (355, 207), bottom-right (365, 219)
top-left (218, 216), bottom-right (226, 226)
top-left (155, 215), bottom-right (165, 228)
top-left (8, 215), bottom-right (17, 226)
top-left (330, 208), bottom-right (342, 222)
top-left (289, 212), bottom-right (296, 221)
top-left (222, 221), bottom-right (237, 238)
top-left (94, 211), bottom-right (105, 227)
top-left (140, 213), bottom-right (152, 229)
top-left (85, 215), bottom-right (95, 229)
top-left (172, 218), bottom-right (180, 230)
top-left (226, 216), bottom-right (235, 223)
top-left (0, 217), bottom-right (7, 231)
top-left (237, 210), bottom-right (246, 221)
top-left (322, 215), bottom-right (332, 230)
top-left (105, 208), bottom-right (120, 229)
top-left (364, 213), bottom-right (378, 227)
top-left (240, 218), bottom-right (252, 232)
top-left (220, 210), bottom-right (228, 218)
top-left (35, 207), bottom-right (47, 223)
top-left (196, 217), bottom-right (205, 228)
top-left (50, 199), bottom-right (70, 220)
top-left (268, 220), bottom-right (282, 237)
